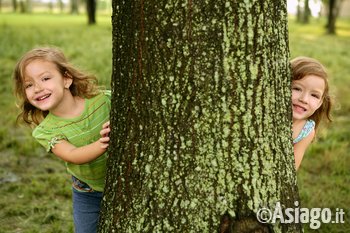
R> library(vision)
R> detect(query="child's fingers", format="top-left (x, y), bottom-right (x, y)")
top-left (99, 136), bottom-right (110, 149)
top-left (102, 121), bottom-right (110, 129)
top-left (100, 121), bottom-right (111, 148)
top-left (99, 137), bottom-right (110, 143)
top-left (100, 143), bottom-right (109, 149)
top-left (100, 127), bottom-right (111, 137)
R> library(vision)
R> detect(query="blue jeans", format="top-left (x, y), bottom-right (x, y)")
top-left (72, 179), bottom-right (103, 233)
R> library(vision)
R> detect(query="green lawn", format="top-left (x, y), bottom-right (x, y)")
top-left (0, 13), bottom-right (349, 232)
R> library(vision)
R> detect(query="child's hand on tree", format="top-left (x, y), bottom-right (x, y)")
top-left (99, 121), bottom-right (110, 149)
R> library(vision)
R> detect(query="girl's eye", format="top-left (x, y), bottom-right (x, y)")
top-left (311, 94), bottom-right (320, 99)
top-left (42, 76), bottom-right (50, 81)
top-left (292, 86), bottom-right (301, 91)
top-left (25, 83), bottom-right (33, 89)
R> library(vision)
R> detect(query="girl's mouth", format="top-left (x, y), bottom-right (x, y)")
top-left (293, 104), bottom-right (307, 113)
top-left (36, 94), bottom-right (51, 101)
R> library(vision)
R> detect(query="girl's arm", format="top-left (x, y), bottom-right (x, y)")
top-left (51, 121), bottom-right (111, 165)
top-left (293, 129), bottom-right (315, 170)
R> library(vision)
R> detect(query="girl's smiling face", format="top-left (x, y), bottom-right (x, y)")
top-left (292, 75), bottom-right (325, 121)
top-left (23, 59), bottom-right (72, 113)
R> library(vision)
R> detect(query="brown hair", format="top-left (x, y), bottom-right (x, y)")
top-left (290, 56), bottom-right (332, 132)
top-left (14, 47), bottom-right (100, 125)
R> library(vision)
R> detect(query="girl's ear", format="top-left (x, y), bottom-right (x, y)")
top-left (63, 72), bottom-right (73, 89)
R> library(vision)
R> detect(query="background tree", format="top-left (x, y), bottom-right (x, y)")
top-left (296, 0), bottom-right (311, 24)
top-left (327, 0), bottom-right (337, 34)
top-left (18, 0), bottom-right (27, 13)
top-left (86, 0), bottom-right (96, 24)
top-left (325, 0), bottom-right (344, 34)
top-left (99, 1), bottom-right (301, 232)
top-left (12, 0), bottom-right (17, 12)
top-left (58, 0), bottom-right (64, 13)
top-left (302, 0), bottom-right (311, 23)
top-left (296, 0), bottom-right (303, 22)
top-left (70, 0), bottom-right (79, 14)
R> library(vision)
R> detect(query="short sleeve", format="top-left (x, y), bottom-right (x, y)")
top-left (32, 126), bottom-right (67, 152)
top-left (293, 120), bottom-right (315, 144)
top-left (103, 90), bottom-right (111, 100)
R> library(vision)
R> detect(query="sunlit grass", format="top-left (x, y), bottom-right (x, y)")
top-left (0, 11), bottom-right (112, 26)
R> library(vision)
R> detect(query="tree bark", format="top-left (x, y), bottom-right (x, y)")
top-left (99, 1), bottom-right (301, 232)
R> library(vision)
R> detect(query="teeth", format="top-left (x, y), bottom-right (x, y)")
top-left (37, 94), bottom-right (50, 101)
top-left (294, 105), bottom-right (306, 112)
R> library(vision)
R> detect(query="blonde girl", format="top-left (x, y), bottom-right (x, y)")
top-left (14, 47), bottom-right (111, 233)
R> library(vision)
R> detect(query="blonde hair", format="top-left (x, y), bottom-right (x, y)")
top-left (290, 56), bottom-right (332, 132)
top-left (14, 47), bottom-right (100, 125)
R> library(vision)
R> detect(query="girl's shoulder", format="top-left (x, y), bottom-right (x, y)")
top-left (102, 89), bottom-right (111, 98)
top-left (85, 89), bottom-right (111, 114)
top-left (90, 89), bottom-right (111, 101)
top-left (293, 119), bottom-right (315, 144)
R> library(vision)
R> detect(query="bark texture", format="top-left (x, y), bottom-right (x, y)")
top-left (99, 1), bottom-right (301, 232)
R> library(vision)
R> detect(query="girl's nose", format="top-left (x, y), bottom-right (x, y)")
top-left (298, 92), bottom-right (308, 103)
top-left (33, 82), bottom-right (43, 93)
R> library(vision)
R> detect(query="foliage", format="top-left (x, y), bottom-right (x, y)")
top-left (0, 13), bottom-right (349, 232)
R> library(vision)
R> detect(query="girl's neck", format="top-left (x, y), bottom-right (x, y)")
top-left (51, 93), bottom-right (85, 118)
top-left (292, 118), bottom-right (307, 139)
top-left (293, 118), bottom-right (307, 125)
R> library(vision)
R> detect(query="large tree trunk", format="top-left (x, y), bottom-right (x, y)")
top-left (99, 1), bottom-right (301, 232)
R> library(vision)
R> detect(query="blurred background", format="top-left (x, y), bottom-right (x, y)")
top-left (0, 0), bottom-right (349, 232)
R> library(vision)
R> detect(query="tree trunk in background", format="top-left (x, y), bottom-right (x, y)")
top-left (58, 0), bottom-right (64, 13)
top-left (70, 0), bottom-right (79, 14)
top-left (99, 1), bottom-right (301, 232)
top-left (12, 0), bottom-right (17, 12)
top-left (302, 0), bottom-right (310, 24)
top-left (25, 0), bottom-right (31, 12)
top-left (296, 0), bottom-right (302, 23)
top-left (326, 0), bottom-right (344, 34)
top-left (86, 0), bottom-right (96, 24)
top-left (19, 0), bottom-right (26, 13)
top-left (327, 0), bottom-right (337, 34)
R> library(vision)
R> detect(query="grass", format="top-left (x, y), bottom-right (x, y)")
top-left (0, 13), bottom-right (349, 232)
